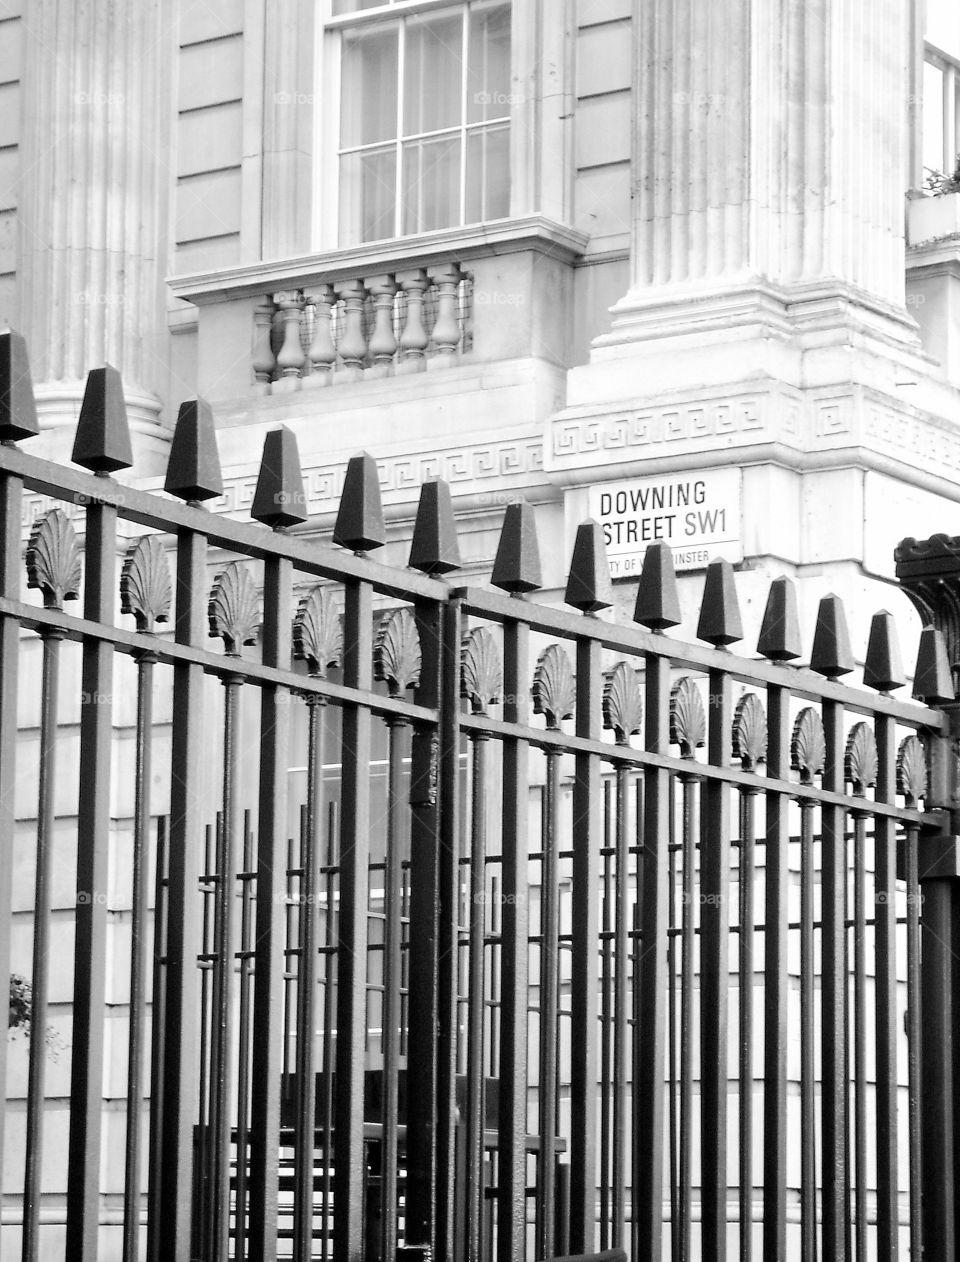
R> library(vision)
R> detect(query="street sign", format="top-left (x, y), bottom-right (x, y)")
top-left (588, 468), bottom-right (742, 576)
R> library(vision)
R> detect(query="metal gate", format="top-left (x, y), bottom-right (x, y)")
top-left (1, 331), bottom-right (959, 1260)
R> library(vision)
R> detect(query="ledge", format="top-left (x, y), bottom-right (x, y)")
top-left (167, 216), bottom-right (590, 305)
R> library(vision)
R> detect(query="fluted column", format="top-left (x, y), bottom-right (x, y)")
top-left (608, 0), bottom-right (916, 342)
top-left (17, 0), bottom-right (173, 468)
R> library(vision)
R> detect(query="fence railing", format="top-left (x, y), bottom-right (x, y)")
top-left (1, 327), bottom-right (958, 1260)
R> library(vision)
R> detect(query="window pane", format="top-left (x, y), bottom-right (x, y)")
top-left (927, 0), bottom-right (960, 56)
top-left (341, 25), bottom-right (399, 147)
top-left (467, 2), bottom-right (511, 123)
top-left (465, 123), bottom-right (509, 222)
top-left (403, 11), bottom-right (463, 136)
top-left (401, 134), bottom-right (461, 233)
top-left (340, 147), bottom-right (397, 244)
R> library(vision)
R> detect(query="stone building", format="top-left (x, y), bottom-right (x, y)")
top-left (1, 0), bottom-right (960, 1256)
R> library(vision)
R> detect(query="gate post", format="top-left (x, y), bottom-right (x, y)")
top-left (896, 535), bottom-right (960, 1259)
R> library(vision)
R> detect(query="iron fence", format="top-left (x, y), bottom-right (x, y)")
top-left (0, 330), bottom-right (957, 1260)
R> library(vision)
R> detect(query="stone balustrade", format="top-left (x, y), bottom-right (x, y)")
top-left (252, 262), bottom-right (472, 394)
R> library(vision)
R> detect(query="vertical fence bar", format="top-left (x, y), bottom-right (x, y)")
top-left (873, 717), bottom-right (898, 1260)
top-left (435, 597), bottom-right (463, 1262)
top-left (496, 616), bottom-right (529, 1262)
top-left (320, 799), bottom-right (339, 1261)
top-left (464, 725), bottom-right (491, 1261)
top-left (668, 795), bottom-right (680, 1262)
top-left (159, 528), bottom-right (207, 1258)
top-left (851, 807), bottom-right (868, 1262)
top-left (212, 675), bottom-right (242, 1262)
top-left (67, 501), bottom-right (117, 1262)
top-left (738, 781), bottom-right (757, 1262)
top-left (0, 466), bottom-right (22, 1204)
top-left (147, 816), bottom-right (168, 1262)
top-left (248, 554), bottom-right (293, 1262)
top-left (569, 635), bottom-right (601, 1253)
top-left (22, 625), bottom-right (61, 1262)
top-left (762, 683), bottom-right (789, 1260)
top-left (599, 779), bottom-right (613, 1251)
top-left (678, 773), bottom-right (696, 1260)
top-left (538, 759), bottom-right (561, 1262)
top-left (701, 666), bottom-right (732, 1261)
top-left (294, 697), bottom-right (326, 1262)
top-left (799, 795), bottom-right (817, 1262)
top-left (333, 576), bottom-right (374, 1262)
top-left (904, 817), bottom-right (922, 1262)
top-left (821, 698), bottom-right (850, 1259)
top-left (123, 649), bottom-right (157, 1262)
top-left (235, 810), bottom-right (255, 1262)
top-left (920, 871), bottom-right (957, 1257)
top-left (380, 716), bottom-right (409, 1261)
top-left (197, 821), bottom-right (216, 1259)
top-left (405, 599), bottom-right (444, 1253)
top-left (611, 765), bottom-right (630, 1250)
top-left (633, 652), bottom-right (671, 1258)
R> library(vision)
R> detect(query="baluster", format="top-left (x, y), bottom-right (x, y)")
top-left (396, 268), bottom-right (429, 374)
top-left (334, 278), bottom-right (368, 382)
top-left (252, 302), bottom-right (277, 394)
top-left (365, 274), bottom-right (398, 377)
top-left (273, 291), bottom-right (305, 392)
top-left (426, 262), bottom-right (463, 367)
top-left (304, 284), bottom-right (336, 386)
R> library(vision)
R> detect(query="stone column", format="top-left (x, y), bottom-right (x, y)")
top-left (602, 0), bottom-right (919, 352)
top-left (17, 0), bottom-right (174, 470)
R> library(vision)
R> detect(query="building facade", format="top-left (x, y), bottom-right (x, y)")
top-left (2, 0), bottom-right (960, 1257)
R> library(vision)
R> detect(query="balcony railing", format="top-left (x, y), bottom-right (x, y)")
top-left (253, 264), bottom-right (473, 394)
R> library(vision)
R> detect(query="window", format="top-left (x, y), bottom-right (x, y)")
top-left (329, 0), bottom-right (511, 246)
top-left (923, 0), bottom-right (960, 183)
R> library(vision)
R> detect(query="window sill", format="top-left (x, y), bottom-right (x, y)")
top-left (167, 216), bottom-right (589, 306)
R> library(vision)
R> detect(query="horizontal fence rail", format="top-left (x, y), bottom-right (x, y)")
top-left (0, 332), bottom-right (957, 1261)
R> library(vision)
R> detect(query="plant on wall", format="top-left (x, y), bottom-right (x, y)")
top-left (8, 974), bottom-right (67, 1060)
top-left (924, 154), bottom-right (960, 195)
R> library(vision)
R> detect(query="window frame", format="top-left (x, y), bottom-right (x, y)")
top-left (311, 0), bottom-right (571, 251)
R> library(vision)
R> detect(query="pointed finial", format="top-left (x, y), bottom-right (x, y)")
top-left (491, 500), bottom-right (542, 593)
top-left (409, 479), bottom-right (460, 574)
top-left (333, 451), bottom-right (385, 552)
top-left (757, 576), bottom-right (802, 661)
top-left (72, 364), bottom-right (133, 472)
top-left (164, 399), bottom-right (223, 502)
top-left (697, 558), bottom-right (743, 646)
top-left (863, 610), bottom-right (905, 692)
top-left (0, 330), bottom-right (39, 440)
top-left (251, 426), bottom-right (307, 528)
top-left (564, 520), bottom-right (612, 613)
top-left (810, 594), bottom-right (855, 678)
top-left (913, 626), bottom-right (954, 703)
top-left (633, 541), bottom-right (680, 631)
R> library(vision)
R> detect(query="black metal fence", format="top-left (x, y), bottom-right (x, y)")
top-left (1, 329), bottom-right (958, 1260)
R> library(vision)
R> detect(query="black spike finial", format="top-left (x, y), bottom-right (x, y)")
top-left (913, 626), bottom-right (955, 703)
top-left (757, 576), bottom-right (802, 661)
top-left (863, 610), bottom-right (905, 692)
top-left (565, 520), bottom-right (613, 613)
top-left (491, 500), bottom-right (542, 593)
top-left (697, 558), bottom-right (743, 646)
top-left (72, 364), bottom-right (133, 472)
top-left (633, 541), bottom-right (681, 631)
top-left (251, 426), bottom-right (307, 528)
top-left (810, 594), bottom-right (855, 678)
top-left (164, 399), bottom-right (223, 502)
top-left (409, 479), bottom-right (461, 574)
top-left (0, 330), bottom-right (39, 440)
top-left (333, 452), bottom-right (385, 552)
